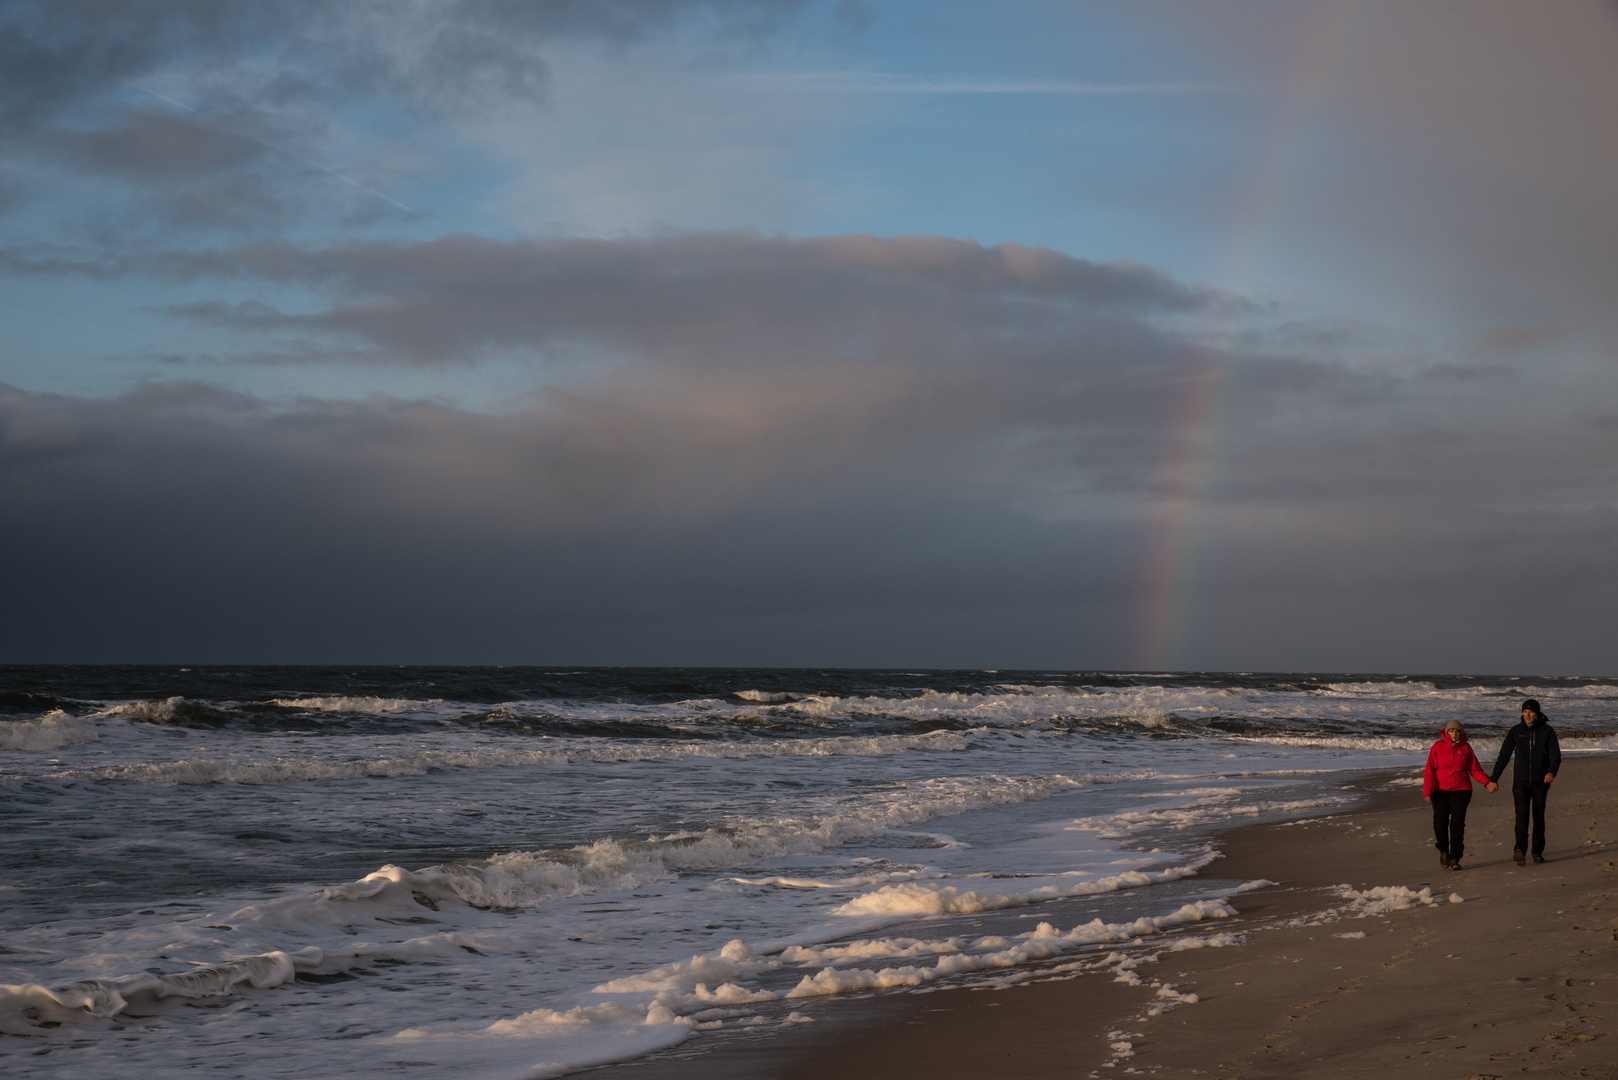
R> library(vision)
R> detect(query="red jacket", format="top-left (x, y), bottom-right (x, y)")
top-left (1423, 734), bottom-right (1489, 797)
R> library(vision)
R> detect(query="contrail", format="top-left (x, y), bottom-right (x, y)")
top-left (757, 72), bottom-right (1228, 95)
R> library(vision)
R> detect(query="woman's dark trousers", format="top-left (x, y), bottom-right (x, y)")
top-left (1512, 781), bottom-right (1550, 856)
top-left (1431, 788), bottom-right (1473, 860)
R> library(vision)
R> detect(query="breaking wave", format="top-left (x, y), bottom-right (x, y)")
top-left (241, 771), bottom-right (1144, 911)
top-left (0, 710), bottom-right (99, 751)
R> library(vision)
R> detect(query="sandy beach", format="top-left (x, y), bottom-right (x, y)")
top-left (591, 753), bottom-right (1618, 1079)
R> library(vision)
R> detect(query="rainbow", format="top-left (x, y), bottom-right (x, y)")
top-left (1132, 6), bottom-right (1355, 671)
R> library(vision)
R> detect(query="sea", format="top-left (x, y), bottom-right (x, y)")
top-left (3, 667), bottom-right (1615, 1078)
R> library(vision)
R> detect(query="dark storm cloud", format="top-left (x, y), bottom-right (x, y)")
top-left (132, 231), bottom-right (1216, 365)
top-left (0, 233), bottom-right (1223, 662)
top-left (3, 227), bottom-right (1615, 669)
top-left (2, 229), bottom-right (1604, 527)
top-left (7, 230), bottom-right (1244, 505)
top-left (1, 332), bottom-right (1612, 670)
top-left (0, 372), bottom-right (1141, 665)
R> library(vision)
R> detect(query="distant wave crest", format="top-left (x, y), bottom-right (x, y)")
top-left (49, 729), bottom-right (978, 786)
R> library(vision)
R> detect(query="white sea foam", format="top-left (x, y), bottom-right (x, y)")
top-left (0, 710), bottom-right (98, 750)
top-left (1284, 883), bottom-right (1450, 929)
top-left (162, 772), bottom-right (1139, 918)
top-left (763, 685), bottom-right (1241, 726)
top-left (1066, 794), bottom-right (1352, 839)
top-left (1231, 735), bottom-right (1430, 752)
top-left (269, 695), bottom-right (447, 714)
top-left (92, 696), bottom-right (189, 722)
top-left (1565, 735), bottom-right (1618, 752)
top-left (71, 678), bottom-right (1618, 743)
top-left (0, 950), bottom-right (307, 1033)
top-left (577, 895), bottom-right (1239, 1024)
top-left (1164, 932), bottom-right (1244, 950)
top-left (393, 1013), bottom-right (693, 1080)
top-left (828, 851), bottom-right (1219, 919)
top-left (1471, 683), bottom-right (1618, 701)
top-left (1317, 680), bottom-right (1441, 696)
top-left (778, 936), bottom-right (969, 965)
top-left (732, 869), bottom-right (944, 889)
top-left (85, 694), bottom-right (453, 727)
top-left (710, 678), bottom-right (1618, 736)
top-left (47, 728), bottom-right (979, 785)
top-left (1333, 884), bottom-right (1441, 917)
top-left (0, 928), bottom-right (515, 1036)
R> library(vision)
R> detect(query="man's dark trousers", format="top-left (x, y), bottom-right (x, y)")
top-left (1513, 781), bottom-right (1550, 855)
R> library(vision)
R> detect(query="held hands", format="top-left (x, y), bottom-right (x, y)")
top-left (1486, 782), bottom-right (1498, 793)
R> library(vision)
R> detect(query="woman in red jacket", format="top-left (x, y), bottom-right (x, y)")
top-left (1424, 720), bottom-right (1497, 870)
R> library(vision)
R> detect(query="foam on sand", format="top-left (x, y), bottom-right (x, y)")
top-left (828, 850), bottom-right (1220, 920)
top-left (783, 899), bottom-right (1238, 998)
top-left (386, 895), bottom-right (1247, 1078)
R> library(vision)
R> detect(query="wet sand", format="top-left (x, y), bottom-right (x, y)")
top-left (588, 754), bottom-right (1618, 1079)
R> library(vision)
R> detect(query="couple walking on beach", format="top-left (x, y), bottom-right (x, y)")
top-left (1423, 699), bottom-right (1561, 871)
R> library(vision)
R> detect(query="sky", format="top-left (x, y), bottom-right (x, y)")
top-left (2, 0), bottom-right (1617, 673)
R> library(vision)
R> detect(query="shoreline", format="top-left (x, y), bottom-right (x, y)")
top-left (585, 756), bottom-right (1618, 1079)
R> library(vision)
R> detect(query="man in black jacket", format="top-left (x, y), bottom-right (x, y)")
top-left (1489, 699), bottom-right (1561, 865)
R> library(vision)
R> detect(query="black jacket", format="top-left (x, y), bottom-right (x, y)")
top-left (1490, 719), bottom-right (1561, 786)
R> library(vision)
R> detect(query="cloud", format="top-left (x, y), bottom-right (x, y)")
top-left (1, 361), bottom-right (1611, 670)
top-left (2, 229), bottom-right (1615, 668)
top-left (0, 373), bottom-right (1139, 664)
top-left (7, 2), bottom-right (1617, 669)
top-left (8, 230), bottom-right (1215, 361)
top-left (47, 109), bottom-right (264, 178)
top-left (1110, 0), bottom-right (1618, 338)
top-left (1473, 325), bottom-right (1568, 357)
top-left (0, 0), bottom-right (811, 232)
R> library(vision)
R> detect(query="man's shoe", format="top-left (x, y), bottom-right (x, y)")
top-left (1448, 860), bottom-right (1463, 871)
top-left (1533, 853), bottom-right (1546, 864)
top-left (1514, 849), bottom-right (1526, 865)
top-left (1439, 852), bottom-right (1451, 868)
